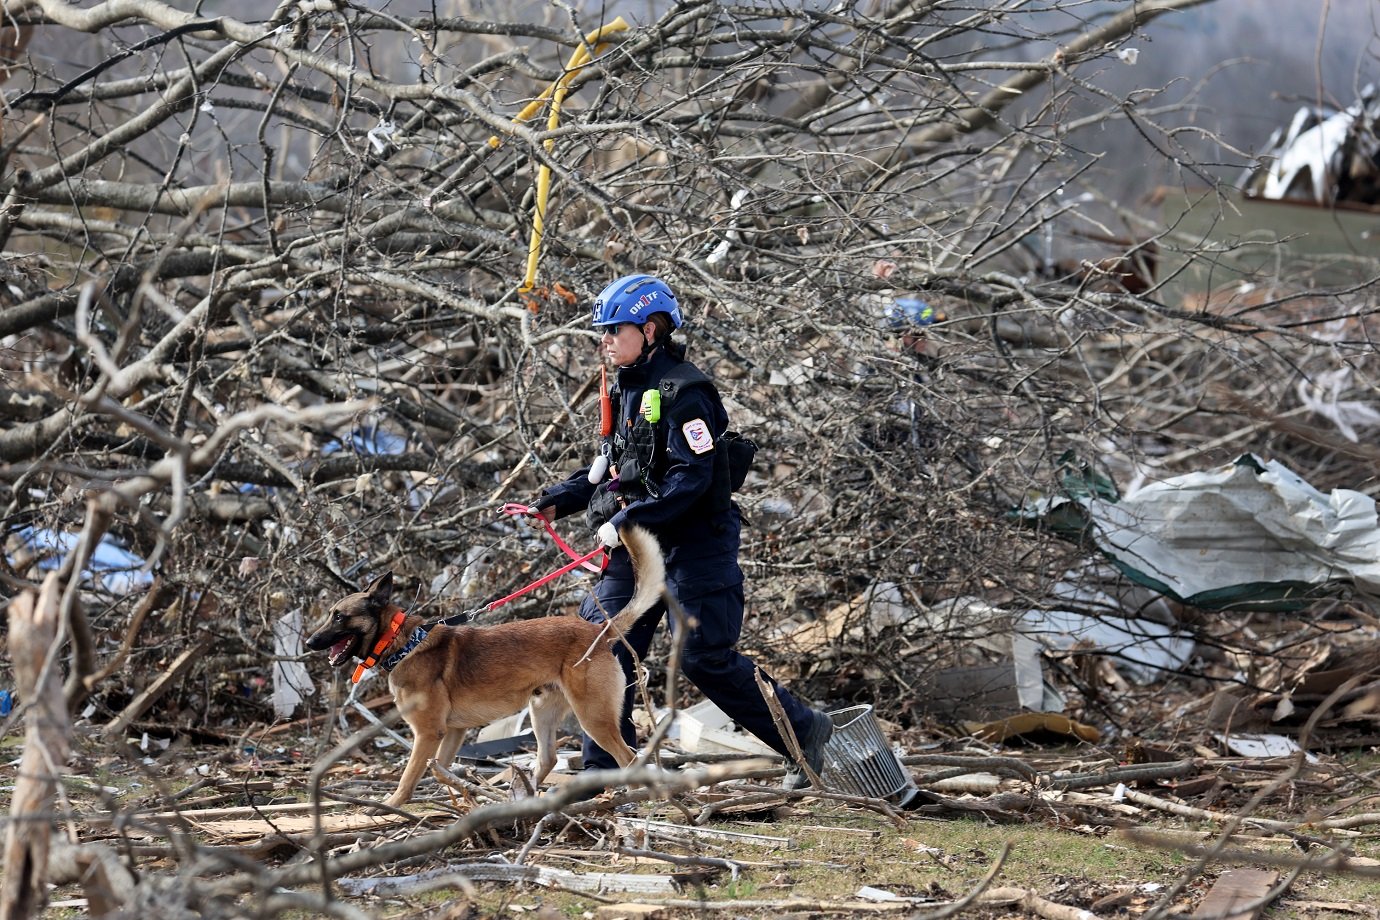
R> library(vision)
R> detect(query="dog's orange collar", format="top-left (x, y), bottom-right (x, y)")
top-left (352, 609), bottom-right (406, 684)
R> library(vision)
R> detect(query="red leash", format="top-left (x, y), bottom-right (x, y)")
top-left (360, 511), bottom-right (606, 653)
top-left (439, 504), bottom-right (607, 619)
top-left (499, 502), bottom-right (605, 574)
top-left (476, 545), bottom-right (605, 615)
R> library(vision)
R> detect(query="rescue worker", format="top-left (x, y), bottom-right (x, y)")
top-left (529, 273), bottom-right (833, 788)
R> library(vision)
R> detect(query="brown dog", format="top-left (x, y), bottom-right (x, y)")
top-left (306, 525), bottom-right (665, 808)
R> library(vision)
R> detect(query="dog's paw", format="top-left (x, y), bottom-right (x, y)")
top-left (369, 796), bottom-right (410, 816)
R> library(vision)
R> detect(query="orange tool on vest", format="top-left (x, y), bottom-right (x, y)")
top-left (598, 365), bottom-right (613, 437)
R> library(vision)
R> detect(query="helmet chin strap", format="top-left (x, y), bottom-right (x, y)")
top-left (635, 324), bottom-right (660, 363)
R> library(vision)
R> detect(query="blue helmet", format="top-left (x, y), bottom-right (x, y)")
top-left (884, 297), bottom-right (944, 331)
top-left (590, 274), bottom-right (683, 329)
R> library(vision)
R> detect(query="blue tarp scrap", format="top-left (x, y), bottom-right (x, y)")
top-left (231, 424), bottom-right (412, 495)
top-left (7, 526), bottom-right (153, 594)
top-left (322, 424), bottom-right (408, 457)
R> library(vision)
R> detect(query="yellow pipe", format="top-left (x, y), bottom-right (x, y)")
top-left (487, 17), bottom-right (629, 293)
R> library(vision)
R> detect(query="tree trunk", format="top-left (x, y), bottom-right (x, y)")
top-left (1, 574), bottom-right (72, 920)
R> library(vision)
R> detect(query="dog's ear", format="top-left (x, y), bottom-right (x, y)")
top-left (363, 571), bottom-right (394, 606)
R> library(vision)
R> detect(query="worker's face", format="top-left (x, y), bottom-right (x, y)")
top-left (600, 321), bottom-right (652, 367)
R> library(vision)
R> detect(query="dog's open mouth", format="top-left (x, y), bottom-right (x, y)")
top-left (328, 635), bottom-right (360, 667)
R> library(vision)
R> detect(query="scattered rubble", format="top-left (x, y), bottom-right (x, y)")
top-left (1026, 452), bottom-right (1380, 610)
top-left (49, 727), bottom-right (1380, 918)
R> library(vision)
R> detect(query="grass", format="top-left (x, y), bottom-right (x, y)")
top-left (306, 802), bottom-right (1379, 918)
top-left (709, 813), bottom-right (1189, 899)
top-left (24, 805), bottom-right (1380, 918)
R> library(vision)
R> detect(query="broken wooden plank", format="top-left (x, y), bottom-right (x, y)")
top-left (79, 800), bottom-right (342, 825)
top-left (182, 811), bottom-right (441, 844)
top-left (980, 886), bottom-right (1107, 920)
top-left (336, 862), bottom-right (678, 897)
top-left (1191, 869), bottom-right (1282, 920)
top-left (101, 635), bottom-right (212, 741)
top-left (616, 817), bottom-right (790, 849)
top-left (1117, 789), bottom-right (1362, 837)
top-left (596, 905), bottom-right (666, 920)
top-left (81, 802), bottom-right (451, 842)
top-left (767, 590), bottom-right (871, 662)
top-left (139, 810), bottom-right (448, 841)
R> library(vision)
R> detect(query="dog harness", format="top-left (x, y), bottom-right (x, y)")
top-left (353, 620), bottom-right (453, 681)
top-left (382, 626), bottom-right (430, 672)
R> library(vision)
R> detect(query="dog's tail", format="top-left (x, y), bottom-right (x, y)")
top-left (612, 524), bottom-right (667, 623)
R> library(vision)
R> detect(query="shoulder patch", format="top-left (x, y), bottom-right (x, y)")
top-left (682, 418), bottom-right (714, 454)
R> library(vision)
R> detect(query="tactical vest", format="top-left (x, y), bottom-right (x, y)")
top-left (607, 362), bottom-right (714, 500)
top-left (604, 361), bottom-right (758, 518)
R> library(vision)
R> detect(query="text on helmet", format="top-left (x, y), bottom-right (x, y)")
top-left (631, 291), bottom-right (662, 313)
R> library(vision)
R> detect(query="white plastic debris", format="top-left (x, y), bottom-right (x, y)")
top-left (857, 886), bottom-right (905, 902)
top-left (1262, 108), bottom-right (1354, 202)
top-left (271, 608), bottom-right (315, 720)
top-left (1214, 732), bottom-right (1319, 763)
top-left (768, 361), bottom-right (814, 386)
top-left (706, 187), bottom-right (751, 266)
top-left (367, 119), bottom-right (398, 155)
top-left (476, 705), bottom-right (533, 743)
top-left (1245, 85), bottom-right (1380, 205)
top-left (676, 699), bottom-right (777, 756)
top-left (1295, 368), bottom-right (1380, 442)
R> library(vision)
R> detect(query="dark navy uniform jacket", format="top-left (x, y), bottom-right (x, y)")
top-left (538, 347), bottom-right (741, 599)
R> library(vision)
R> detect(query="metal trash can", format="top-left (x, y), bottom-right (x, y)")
top-left (820, 705), bottom-right (918, 804)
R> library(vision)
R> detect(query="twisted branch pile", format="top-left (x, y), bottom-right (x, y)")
top-left (0, 0), bottom-right (1377, 767)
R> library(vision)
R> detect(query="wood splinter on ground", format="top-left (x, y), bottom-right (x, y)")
top-left (979, 886), bottom-right (1107, 920)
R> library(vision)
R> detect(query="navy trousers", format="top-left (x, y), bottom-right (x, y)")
top-left (578, 574), bottom-right (816, 770)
